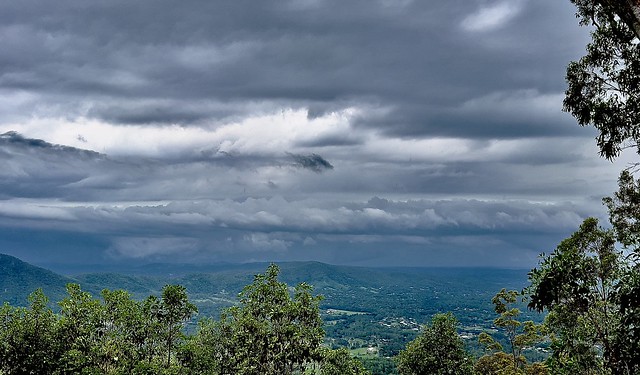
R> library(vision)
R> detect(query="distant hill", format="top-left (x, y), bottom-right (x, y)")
top-left (68, 260), bottom-right (532, 322)
top-left (0, 253), bottom-right (76, 305)
top-left (1, 254), bottom-right (532, 312)
top-left (0, 254), bottom-right (538, 357)
top-left (2, 254), bottom-right (532, 319)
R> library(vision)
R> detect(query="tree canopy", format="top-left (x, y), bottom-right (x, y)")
top-left (527, 218), bottom-right (622, 374)
top-left (396, 313), bottom-right (473, 375)
top-left (563, 0), bottom-right (640, 159)
top-left (0, 265), bottom-right (375, 375)
top-left (184, 263), bottom-right (327, 375)
top-left (475, 289), bottom-right (547, 375)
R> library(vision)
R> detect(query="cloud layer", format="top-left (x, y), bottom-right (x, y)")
top-left (0, 0), bottom-right (628, 268)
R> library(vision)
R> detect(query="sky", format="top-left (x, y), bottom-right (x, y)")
top-left (0, 0), bottom-right (634, 270)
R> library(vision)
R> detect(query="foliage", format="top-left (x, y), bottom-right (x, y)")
top-left (180, 264), bottom-right (325, 375)
top-left (1, 262), bottom-right (551, 375)
top-left (2, 252), bottom-right (533, 361)
top-left (0, 289), bottom-right (61, 375)
top-left (527, 217), bottom-right (622, 373)
top-left (396, 313), bottom-right (473, 375)
top-left (615, 268), bottom-right (640, 374)
top-left (475, 289), bottom-right (547, 375)
top-left (0, 283), bottom-right (197, 374)
top-left (537, 1), bottom-right (640, 366)
top-left (475, 351), bottom-right (522, 375)
top-left (563, 0), bottom-right (640, 160)
top-left (314, 347), bottom-right (370, 375)
top-left (157, 285), bottom-right (198, 368)
top-left (604, 170), bottom-right (640, 249)
top-left (178, 317), bottom-right (228, 374)
top-left (603, 171), bottom-right (640, 374)
top-left (359, 356), bottom-right (399, 375)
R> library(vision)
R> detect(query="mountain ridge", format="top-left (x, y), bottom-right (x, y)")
top-left (1, 252), bottom-right (532, 321)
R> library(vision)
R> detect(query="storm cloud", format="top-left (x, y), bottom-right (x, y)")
top-left (0, 0), bottom-right (630, 268)
top-left (1, 0), bottom-right (587, 133)
top-left (287, 152), bottom-right (334, 173)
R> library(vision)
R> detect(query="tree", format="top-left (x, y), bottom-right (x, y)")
top-left (0, 282), bottom-right (203, 374)
top-left (604, 170), bottom-right (640, 249)
top-left (179, 317), bottom-right (234, 374)
top-left (475, 289), bottom-right (547, 375)
top-left (603, 171), bottom-right (640, 374)
top-left (0, 289), bottom-right (61, 375)
top-left (316, 347), bottom-right (370, 375)
top-left (587, 0), bottom-right (640, 40)
top-left (560, 2), bottom-right (640, 367)
top-left (615, 266), bottom-right (640, 374)
top-left (56, 283), bottom-right (106, 374)
top-left (563, 0), bottom-right (640, 160)
top-left (475, 352), bottom-right (521, 375)
top-left (527, 218), bottom-right (623, 374)
top-left (157, 284), bottom-right (197, 369)
top-left (396, 313), bottom-right (473, 375)
top-left (184, 264), bottom-right (325, 375)
top-left (97, 288), bottom-right (162, 373)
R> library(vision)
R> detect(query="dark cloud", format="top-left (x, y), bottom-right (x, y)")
top-left (0, 0), bottom-right (588, 138)
top-left (0, 132), bottom-right (107, 199)
top-left (0, 193), bottom-right (600, 268)
top-left (87, 104), bottom-right (211, 126)
top-left (287, 152), bottom-right (334, 173)
top-left (0, 0), bottom-right (624, 268)
top-left (1, 131), bottom-right (102, 157)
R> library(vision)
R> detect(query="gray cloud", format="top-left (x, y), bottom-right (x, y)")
top-left (0, 0), bottom-right (589, 139)
top-left (0, 193), bottom-right (600, 267)
top-left (0, 132), bottom-right (108, 199)
top-left (296, 132), bottom-right (362, 148)
top-left (1, 131), bottom-right (101, 157)
top-left (287, 152), bottom-right (334, 173)
top-left (0, 0), bottom-right (626, 268)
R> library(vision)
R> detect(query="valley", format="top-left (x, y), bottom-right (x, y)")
top-left (0, 254), bottom-right (543, 374)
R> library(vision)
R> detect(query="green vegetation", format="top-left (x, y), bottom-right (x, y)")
top-left (2, 2), bottom-right (640, 373)
top-left (0, 283), bottom-right (197, 374)
top-left (524, 0), bottom-right (640, 373)
top-left (563, 0), bottom-right (640, 160)
top-left (0, 264), bottom-right (371, 375)
top-left (1, 233), bottom-right (639, 374)
top-left (475, 289), bottom-right (547, 374)
top-left (396, 313), bottom-right (474, 375)
top-left (182, 264), bottom-right (324, 374)
top-left (0, 261), bottom-right (551, 375)
top-left (0, 254), bottom-right (75, 305)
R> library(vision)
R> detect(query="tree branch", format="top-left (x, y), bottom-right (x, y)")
top-left (601, 0), bottom-right (640, 39)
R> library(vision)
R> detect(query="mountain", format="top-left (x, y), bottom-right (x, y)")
top-left (2, 254), bottom-right (532, 320)
top-left (67, 260), bottom-right (533, 324)
top-left (1, 254), bottom-right (538, 357)
top-left (0, 253), bottom-right (76, 305)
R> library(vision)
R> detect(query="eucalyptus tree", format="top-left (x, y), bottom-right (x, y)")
top-left (564, 0), bottom-right (640, 160)
top-left (183, 264), bottom-right (324, 375)
top-left (396, 313), bottom-right (474, 375)
top-left (0, 289), bottom-right (60, 375)
top-left (157, 284), bottom-right (197, 369)
top-left (317, 347), bottom-right (370, 375)
top-left (527, 218), bottom-right (624, 374)
top-left (475, 290), bottom-right (547, 375)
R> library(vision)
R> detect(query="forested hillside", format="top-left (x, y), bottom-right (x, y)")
top-left (1, 254), bottom-right (540, 374)
top-left (0, 253), bottom-right (535, 353)
top-left (0, 254), bottom-right (75, 305)
top-left (1, 261), bottom-right (545, 374)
